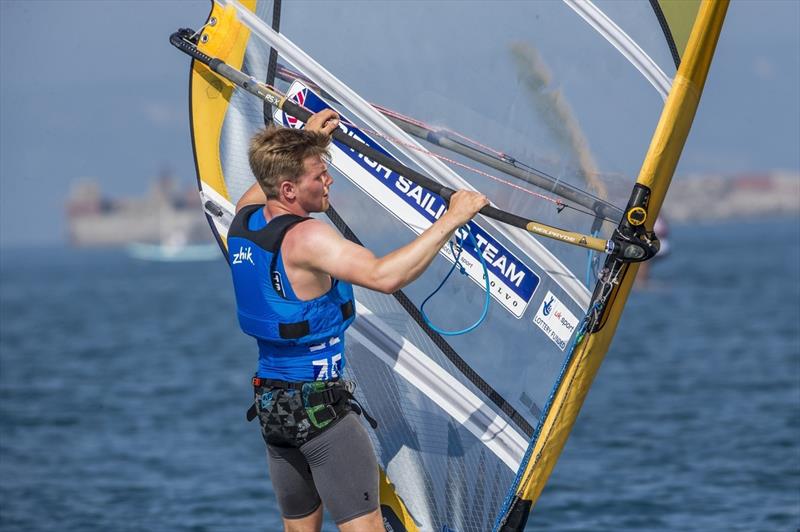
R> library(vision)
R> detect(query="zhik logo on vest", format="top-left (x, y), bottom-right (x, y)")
top-left (232, 246), bottom-right (255, 265)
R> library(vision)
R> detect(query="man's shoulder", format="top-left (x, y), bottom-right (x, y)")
top-left (284, 217), bottom-right (336, 246)
top-left (282, 218), bottom-right (342, 273)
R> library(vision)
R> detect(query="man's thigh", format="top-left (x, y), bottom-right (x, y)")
top-left (300, 412), bottom-right (380, 525)
top-left (267, 444), bottom-right (322, 520)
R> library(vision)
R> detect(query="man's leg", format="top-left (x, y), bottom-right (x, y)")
top-left (268, 444), bottom-right (324, 531)
top-left (300, 413), bottom-right (382, 531)
top-left (336, 508), bottom-right (383, 532)
top-left (283, 505), bottom-right (324, 532)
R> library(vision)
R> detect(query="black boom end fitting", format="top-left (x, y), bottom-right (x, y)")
top-left (610, 183), bottom-right (661, 262)
top-left (611, 227), bottom-right (660, 262)
top-left (170, 28), bottom-right (216, 67)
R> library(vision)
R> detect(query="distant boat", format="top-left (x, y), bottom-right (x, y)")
top-left (127, 232), bottom-right (219, 262)
top-left (127, 242), bottom-right (219, 262)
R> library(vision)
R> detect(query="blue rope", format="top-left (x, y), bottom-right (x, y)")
top-left (420, 224), bottom-right (490, 336)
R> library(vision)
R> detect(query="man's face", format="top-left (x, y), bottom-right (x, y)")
top-left (293, 154), bottom-right (333, 213)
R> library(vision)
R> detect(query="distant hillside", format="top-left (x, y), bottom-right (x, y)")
top-left (662, 171), bottom-right (799, 222)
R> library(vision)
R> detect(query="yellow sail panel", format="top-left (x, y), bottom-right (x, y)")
top-left (190, 1), bottom-right (256, 251)
top-left (656, 0), bottom-right (702, 61)
top-left (378, 469), bottom-right (419, 532)
top-left (510, 0), bottom-right (728, 516)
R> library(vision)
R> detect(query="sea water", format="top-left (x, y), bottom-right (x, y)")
top-left (1, 218), bottom-right (798, 531)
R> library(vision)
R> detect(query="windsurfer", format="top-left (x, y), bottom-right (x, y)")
top-left (228, 109), bottom-right (489, 532)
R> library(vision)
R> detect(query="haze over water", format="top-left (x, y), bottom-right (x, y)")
top-left (1, 217), bottom-right (797, 531)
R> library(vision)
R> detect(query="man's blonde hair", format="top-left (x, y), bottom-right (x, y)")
top-left (248, 127), bottom-right (330, 199)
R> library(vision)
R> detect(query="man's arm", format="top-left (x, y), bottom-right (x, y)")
top-left (235, 110), bottom-right (341, 213)
top-left (288, 191), bottom-right (488, 294)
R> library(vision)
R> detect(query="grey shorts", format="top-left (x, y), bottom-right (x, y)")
top-left (266, 412), bottom-right (379, 524)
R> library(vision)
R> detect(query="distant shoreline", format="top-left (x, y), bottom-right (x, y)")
top-left (2, 214), bottom-right (798, 251)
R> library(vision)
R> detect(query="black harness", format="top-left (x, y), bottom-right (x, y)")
top-left (247, 377), bottom-right (377, 447)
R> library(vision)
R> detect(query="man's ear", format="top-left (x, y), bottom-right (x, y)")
top-left (279, 180), bottom-right (296, 201)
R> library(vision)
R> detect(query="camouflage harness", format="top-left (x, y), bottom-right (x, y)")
top-left (247, 377), bottom-right (377, 447)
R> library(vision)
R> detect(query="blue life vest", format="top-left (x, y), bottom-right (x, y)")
top-left (228, 205), bottom-right (356, 381)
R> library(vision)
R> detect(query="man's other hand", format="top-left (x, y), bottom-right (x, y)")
top-left (306, 109), bottom-right (340, 136)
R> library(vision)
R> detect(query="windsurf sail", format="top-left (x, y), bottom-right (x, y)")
top-left (175, 1), bottom-right (727, 530)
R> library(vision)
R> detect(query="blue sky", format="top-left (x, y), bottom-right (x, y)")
top-left (0, 0), bottom-right (798, 247)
